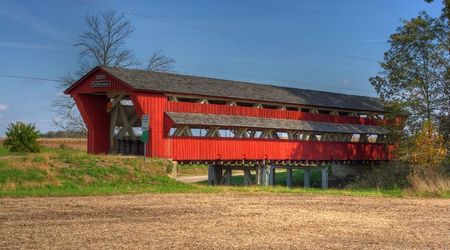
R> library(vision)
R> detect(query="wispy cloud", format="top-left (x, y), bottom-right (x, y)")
top-left (340, 79), bottom-right (352, 87)
top-left (0, 104), bottom-right (9, 111)
top-left (0, 40), bottom-right (65, 50)
top-left (351, 39), bottom-right (388, 43)
top-left (0, 4), bottom-right (74, 43)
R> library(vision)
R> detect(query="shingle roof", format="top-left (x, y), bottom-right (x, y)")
top-left (101, 67), bottom-right (384, 112)
top-left (166, 112), bottom-right (387, 134)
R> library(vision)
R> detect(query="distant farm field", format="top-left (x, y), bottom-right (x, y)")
top-left (37, 138), bottom-right (87, 150)
top-left (1, 193), bottom-right (449, 249)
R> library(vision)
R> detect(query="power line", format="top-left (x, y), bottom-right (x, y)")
top-left (0, 1), bottom-right (379, 95)
top-left (0, 74), bottom-right (65, 83)
top-left (69, 0), bottom-right (379, 63)
top-left (0, 67), bottom-right (375, 95)
top-left (175, 64), bottom-right (375, 95)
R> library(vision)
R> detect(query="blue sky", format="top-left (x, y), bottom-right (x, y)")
top-left (0, 0), bottom-right (443, 135)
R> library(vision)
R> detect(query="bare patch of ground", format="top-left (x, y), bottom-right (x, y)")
top-left (1, 194), bottom-right (449, 249)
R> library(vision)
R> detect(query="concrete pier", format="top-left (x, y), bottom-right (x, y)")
top-left (286, 168), bottom-right (293, 187)
top-left (303, 169), bottom-right (311, 188)
top-left (321, 168), bottom-right (329, 189)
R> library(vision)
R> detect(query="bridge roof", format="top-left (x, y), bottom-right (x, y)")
top-left (101, 67), bottom-right (383, 112)
top-left (166, 112), bottom-right (387, 134)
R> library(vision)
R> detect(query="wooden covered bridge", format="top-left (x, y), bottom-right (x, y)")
top-left (65, 66), bottom-right (393, 188)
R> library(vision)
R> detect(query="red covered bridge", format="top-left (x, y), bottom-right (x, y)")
top-left (65, 66), bottom-right (393, 188)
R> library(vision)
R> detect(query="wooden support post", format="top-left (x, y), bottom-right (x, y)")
top-left (321, 168), bottom-right (329, 189)
top-left (286, 167), bottom-right (293, 187)
top-left (262, 165), bottom-right (270, 186)
top-left (213, 166), bottom-right (221, 185)
top-left (225, 167), bottom-right (232, 185)
top-left (304, 169), bottom-right (311, 188)
top-left (258, 164), bottom-right (266, 185)
top-left (243, 168), bottom-right (253, 186)
top-left (208, 165), bottom-right (214, 186)
top-left (269, 165), bottom-right (276, 186)
top-left (172, 161), bottom-right (178, 178)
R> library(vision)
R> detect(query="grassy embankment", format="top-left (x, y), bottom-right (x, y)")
top-left (0, 144), bottom-right (447, 198)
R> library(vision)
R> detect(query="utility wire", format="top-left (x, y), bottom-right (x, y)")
top-left (0, 74), bottom-right (65, 83)
top-left (175, 64), bottom-right (374, 94)
top-left (0, 68), bottom-right (375, 95)
top-left (0, 1), bottom-right (378, 95)
top-left (68, 0), bottom-right (379, 63)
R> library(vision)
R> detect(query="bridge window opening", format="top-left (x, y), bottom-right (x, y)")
top-left (300, 108), bottom-right (310, 112)
top-left (368, 134), bottom-right (378, 143)
top-left (167, 125), bottom-right (386, 144)
top-left (286, 106), bottom-right (298, 111)
top-left (177, 97), bottom-right (199, 103)
top-left (338, 111), bottom-right (350, 116)
top-left (219, 129), bottom-right (234, 138)
top-left (236, 102), bottom-right (254, 107)
top-left (208, 100), bottom-right (227, 105)
top-left (318, 109), bottom-right (329, 115)
top-left (351, 134), bottom-right (361, 142)
top-left (262, 104), bottom-right (278, 109)
top-left (120, 99), bottom-right (134, 106)
top-left (276, 131), bottom-right (289, 139)
top-left (190, 127), bottom-right (208, 137)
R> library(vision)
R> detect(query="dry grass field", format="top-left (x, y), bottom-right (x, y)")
top-left (37, 138), bottom-right (87, 150)
top-left (1, 193), bottom-right (449, 249)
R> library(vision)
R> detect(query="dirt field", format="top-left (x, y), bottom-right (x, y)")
top-left (1, 194), bottom-right (449, 249)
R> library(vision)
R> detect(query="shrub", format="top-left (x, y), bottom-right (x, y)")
top-left (348, 161), bottom-right (411, 190)
top-left (4, 122), bottom-right (40, 153)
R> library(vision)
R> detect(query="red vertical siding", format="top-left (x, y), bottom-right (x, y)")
top-left (132, 93), bottom-right (168, 158)
top-left (73, 93), bottom-right (110, 154)
top-left (167, 101), bottom-right (381, 125)
top-left (168, 138), bottom-right (391, 161)
top-left (69, 68), bottom-right (133, 94)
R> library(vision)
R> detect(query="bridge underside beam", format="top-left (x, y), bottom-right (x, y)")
top-left (206, 161), bottom-right (345, 189)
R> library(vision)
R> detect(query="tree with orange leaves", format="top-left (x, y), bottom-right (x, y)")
top-left (410, 121), bottom-right (448, 172)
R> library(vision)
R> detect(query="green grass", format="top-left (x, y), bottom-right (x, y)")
top-left (177, 164), bottom-right (209, 176)
top-left (0, 145), bottom-right (199, 197)
top-left (0, 145), bottom-right (448, 198)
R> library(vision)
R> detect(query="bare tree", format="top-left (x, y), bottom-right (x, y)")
top-left (54, 11), bottom-right (176, 133)
top-left (54, 11), bottom-right (136, 133)
top-left (75, 11), bottom-right (137, 73)
top-left (146, 49), bottom-right (175, 72)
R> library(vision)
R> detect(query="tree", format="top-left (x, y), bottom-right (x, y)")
top-left (425, 0), bottom-right (450, 143)
top-left (54, 11), bottom-right (176, 133)
top-left (425, 0), bottom-right (450, 21)
top-left (4, 122), bottom-right (40, 153)
top-left (74, 11), bottom-right (137, 73)
top-left (146, 49), bottom-right (175, 72)
top-left (369, 13), bottom-right (450, 135)
top-left (410, 120), bottom-right (447, 172)
top-left (54, 11), bottom-right (136, 133)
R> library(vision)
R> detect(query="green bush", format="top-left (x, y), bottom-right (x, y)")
top-left (4, 122), bottom-right (40, 153)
